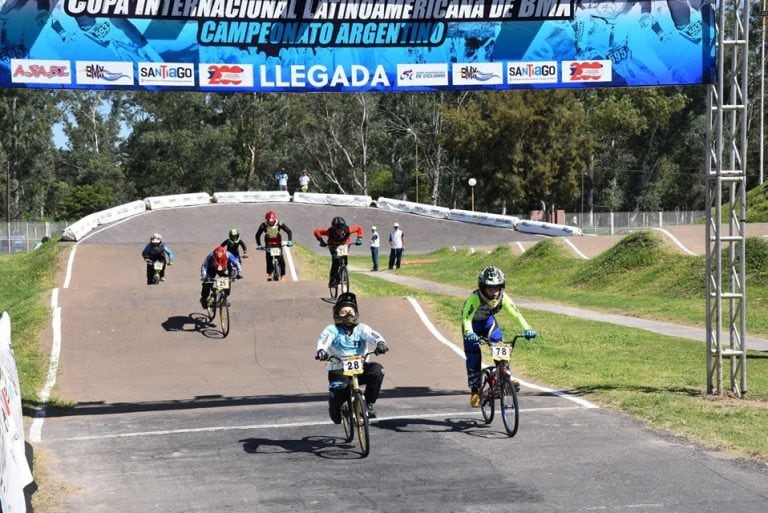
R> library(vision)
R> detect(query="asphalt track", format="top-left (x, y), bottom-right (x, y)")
top-left (30, 203), bottom-right (768, 513)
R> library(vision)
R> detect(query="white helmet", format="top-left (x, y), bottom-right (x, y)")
top-left (150, 233), bottom-right (162, 244)
top-left (477, 266), bottom-right (505, 307)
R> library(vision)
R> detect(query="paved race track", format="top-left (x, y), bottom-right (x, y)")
top-left (31, 203), bottom-right (768, 513)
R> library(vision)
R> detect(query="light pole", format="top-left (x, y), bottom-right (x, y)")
top-left (407, 128), bottom-right (418, 203)
top-left (760, 0), bottom-right (767, 183)
top-left (468, 177), bottom-right (477, 211)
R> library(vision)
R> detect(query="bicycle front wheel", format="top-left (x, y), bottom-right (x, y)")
top-left (218, 294), bottom-right (230, 337)
top-left (341, 400), bottom-right (354, 443)
top-left (353, 390), bottom-right (370, 457)
top-left (339, 266), bottom-right (349, 294)
top-left (206, 294), bottom-right (216, 321)
top-left (479, 368), bottom-right (495, 424)
top-left (272, 257), bottom-right (281, 282)
top-left (499, 375), bottom-right (519, 437)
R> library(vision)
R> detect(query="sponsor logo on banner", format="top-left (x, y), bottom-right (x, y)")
top-left (451, 63), bottom-right (503, 86)
top-left (258, 64), bottom-right (388, 88)
top-left (76, 61), bottom-right (134, 85)
top-left (138, 63), bottom-right (195, 86)
top-left (10, 59), bottom-right (71, 84)
top-left (396, 63), bottom-right (448, 87)
top-left (201, 64), bottom-right (254, 87)
top-left (563, 60), bottom-right (612, 82)
top-left (507, 61), bottom-right (558, 84)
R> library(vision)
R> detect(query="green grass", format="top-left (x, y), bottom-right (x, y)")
top-left (351, 231), bottom-right (768, 337)
top-left (0, 240), bottom-right (60, 406)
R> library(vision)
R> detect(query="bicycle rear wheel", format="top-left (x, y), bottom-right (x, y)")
top-left (218, 293), bottom-right (230, 337)
top-left (479, 368), bottom-right (495, 424)
top-left (499, 375), bottom-right (519, 437)
top-left (339, 266), bottom-right (349, 294)
top-left (341, 400), bottom-right (354, 443)
top-left (353, 390), bottom-right (370, 457)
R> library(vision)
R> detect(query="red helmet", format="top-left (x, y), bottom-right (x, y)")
top-left (213, 247), bottom-right (228, 271)
top-left (265, 211), bottom-right (278, 226)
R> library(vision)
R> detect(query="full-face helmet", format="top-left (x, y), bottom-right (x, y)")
top-left (213, 247), bottom-right (228, 271)
top-left (330, 216), bottom-right (349, 240)
top-left (228, 228), bottom-right (240, 242)
top-left (333, 292), bottom-right (359, 326)
top-left (478, 266), bottom-right (505, 307)
top-left (265, 211), bottom-right (278, 226)
top-left (150, 233), bottom-right (162, 245)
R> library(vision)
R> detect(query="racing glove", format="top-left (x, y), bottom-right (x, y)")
top-left (318, 239), bottom-right (328, 247)
top-left (524, 328), bottom-right (537, 340)
top-left (286, 241), bottom-right (293, 247)
top-left (355, 238), bottom-right (363, 246)
top-left (375, 341), bottom-right (389, 355)
top-left (464, 332), bottom-right (479, 347)
top-left (315, 349), bottom-right (329, 361)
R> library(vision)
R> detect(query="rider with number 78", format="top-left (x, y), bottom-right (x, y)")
top-left (461, 266), bottom-right (537, 408)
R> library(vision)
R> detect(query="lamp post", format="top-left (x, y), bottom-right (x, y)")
top-left (468, 177), bottom-right (477, 211)
top-left (760, 0), bottom-right (767, 183)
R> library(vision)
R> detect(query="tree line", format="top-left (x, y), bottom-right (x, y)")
top-left (0, 78), bottom-right (764, 222)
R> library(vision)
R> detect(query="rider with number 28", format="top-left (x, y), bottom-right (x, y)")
top-left (255, 211), bottom-right (293, 282)
top-left (461, 266), bottom-right (537, 408)
top-left (199, 246), bottom-right (242, 308)
top-left (313, 216), bottom-right (363, 289)
top-left (315, 292), bottom-right (389, 423)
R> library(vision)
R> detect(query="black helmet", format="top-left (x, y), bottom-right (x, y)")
top-left (477, 266), bottom-right (505, 307)
top-left (330, 216), bottom-right (349, 241)
top-left (228, 228), bottom-right (239, 242)
top-left (333, 292), bottom-right (359, 326)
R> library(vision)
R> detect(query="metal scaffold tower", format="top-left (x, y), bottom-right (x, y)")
top-left (706, 0), bottom-right (750, 396)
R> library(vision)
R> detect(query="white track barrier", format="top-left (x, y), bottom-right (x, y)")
top-left (515, 220), bottom-right (583, 237)
top-left (292, 192), bottom-right (372, 207)
top-left (213, 191), bottom-right (290, 203)
top-left (0, 312), bottom-right (34, 513)
top-left (144, 192), bottom-right (212, 210)
top-left (375, 197), bottom-right (450, 219)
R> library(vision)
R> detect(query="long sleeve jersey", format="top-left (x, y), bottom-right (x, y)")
top-left (461, 290), bottom-right (531, 336)
top-left (316, 323), bottom-right (386, 371)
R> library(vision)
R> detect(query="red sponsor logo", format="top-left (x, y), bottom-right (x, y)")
top-left (206, 65), bottom-right (244, 85)
top-left (13, 63), bottom-right (70, 80)
top-left (568, 61), bottom-right (605, 81)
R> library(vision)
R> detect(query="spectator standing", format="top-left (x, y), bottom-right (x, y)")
top-left (298, 169), bottom-right (311, 192)
top-left (388, 222), bottom-right (405, 270)
top-left (275, 169), bottom-right (289, 191)
top-left (370, 226), bottom-right (380, 271)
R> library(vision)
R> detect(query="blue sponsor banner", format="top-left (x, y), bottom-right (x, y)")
top-left (0, 0), bottom-right (715, 92)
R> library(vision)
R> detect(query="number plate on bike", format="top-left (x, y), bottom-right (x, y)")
top-left (341, 355), bottom-right (364, 376)
top-left (490, 343), bottom-right (512, 361)
top-left (269, 247), bottom-right (281, 256)
top-left (335, 245), bottom-right (349, 257)
top-left (215, 277), bottom-right (230, 289)
top-left (153, 261), bottom-right (164, 270)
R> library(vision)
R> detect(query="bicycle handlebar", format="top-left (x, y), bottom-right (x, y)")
top-left (478, 335), bottom-right (525, 348)
top-left (319, 350), bottom-right (379, 362)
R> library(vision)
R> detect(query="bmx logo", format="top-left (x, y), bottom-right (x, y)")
top-left (451, 63), bottom-right (503, 86)
top-left (203, 64), bottom-right (254, 88)
top-left (10, 59), bottom-right (72, 84)
top-left (76, 61), bottom-right (133, 85)
top-left (563, 60), bottom-right (612, 82)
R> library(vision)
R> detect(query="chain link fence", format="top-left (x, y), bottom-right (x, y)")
top-left (565, 211), bottom-right (706, 235)
top-left (2, 221), bottom-right (70, 254)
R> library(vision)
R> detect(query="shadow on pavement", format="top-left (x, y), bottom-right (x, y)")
top-left (240, 435), bottom-right (369, 460)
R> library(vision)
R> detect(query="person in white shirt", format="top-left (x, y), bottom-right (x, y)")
top-left (298, 169), bottom-right (311, 192)
top-left (370, 226), bottom-right (380, 271)
top-left (388, 222), bottom-right (405, 270)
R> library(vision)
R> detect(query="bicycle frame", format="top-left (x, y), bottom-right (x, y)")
top-left (329, 244), bottom-right (351, 298)
top-left (259, 243), bottom-right (287, 282)
top-left (479, 336), bottom-right (523, 437)
top-left (326, 351), bottom-right (376, 457)
top-left (205, 275), bottom-right (231, 337)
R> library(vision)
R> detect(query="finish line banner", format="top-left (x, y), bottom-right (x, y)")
top-left (0, 0), bottom-right (716, 92)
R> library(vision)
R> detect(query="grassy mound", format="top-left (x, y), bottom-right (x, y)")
top-left (575, 230), bottom-right (666, 286)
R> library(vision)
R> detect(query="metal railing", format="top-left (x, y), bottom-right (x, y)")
top-left (2, 221), bottom-right (69, 254)
top-left (564, 211), bottom-right (706, 236)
